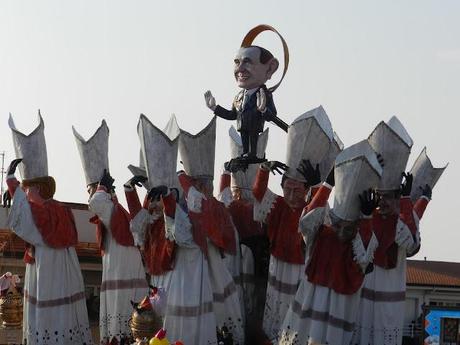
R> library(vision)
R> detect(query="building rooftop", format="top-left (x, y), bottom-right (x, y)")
top-left (407, 260), bottom-right (460, 288)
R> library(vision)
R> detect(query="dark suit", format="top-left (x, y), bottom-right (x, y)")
top-left (214, 85), bottom-right (276, 156)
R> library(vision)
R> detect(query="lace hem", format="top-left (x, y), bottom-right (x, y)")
top-left (352, 232), bottom-right (378, 272)
top-left (129, 208), bottom-right (153, 247)
top-left (253, 189), bottom-right (277, 222)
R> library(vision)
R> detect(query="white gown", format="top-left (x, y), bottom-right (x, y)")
top-left (278, 203), bottom-right (378, 345)
top-left (9, 187), bottom-right (93, 345)
top-left (163, 204), bottom-right (218, 345)
top-left (351, 213), bottom-right (421, 345)
top-left (89, 190), bottom-right (148, 344)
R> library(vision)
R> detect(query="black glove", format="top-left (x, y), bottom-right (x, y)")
top-left (224, 159), bottom-right (248, 173)
top-left (400, 172), bottom-right (413, 197)
top-left (147, 185), bottom-right (169, 201)
top-left (7, 158), bottom-right (23, 176)
top-left (125, 175), bottom-right (147, 188)
top-left (359, 189), bottom-right (378, 216)
top-left (2, 191), bottom-right (11, 208)
top-left (297, 159), bottom-right (321, 186)
top-left (99, 169), bottom-right (115, 192)
top-left (261, 160), bottom-right (288, 175)
top-left (420, 184), bottom-right (432, 200)
top-left (326, 167), bottom-right (335, 187)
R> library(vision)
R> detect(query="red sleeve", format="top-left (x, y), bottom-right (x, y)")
top-left (7, 177), bottom-right (20, 197)
top-left (219, 173), bottom-right (231, 193)
top-left (125, 188), bottom-right (142, 219)
top-left (178, 172), bottom-right (194, 195)
top-left (162, 193), bottom-right (177, 218)
top-left (414, 197), bottom-right (429, 219)
top-left (399, 196), bottom-right (417, 235)
top-left (253, 167), bottom-right (269, 202)
top-left (305, 184), bottom-right (332, 213)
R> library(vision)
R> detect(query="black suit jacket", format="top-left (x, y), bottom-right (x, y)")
top-left (214, 85), bottom-right (276, 133)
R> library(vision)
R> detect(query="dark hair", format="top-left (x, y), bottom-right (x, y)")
top-left (281, 174), bottom-right (309, 189)
top-left (248, 45), bottom-right (274, 64)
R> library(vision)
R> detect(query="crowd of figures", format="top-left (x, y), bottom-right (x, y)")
top-left (2, 105), bottom-right (446, 345)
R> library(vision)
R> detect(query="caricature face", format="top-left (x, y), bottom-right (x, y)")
top-left (148, 199), bottom-right (164, 217)
top-left (234, 47), bottom-right (274, 90)
top-left (282, 178), bottom-right (307, 209)
top-left (377, 191), bottom-right (401, 216)
top-left (332, 218), bottom-right (358, 242)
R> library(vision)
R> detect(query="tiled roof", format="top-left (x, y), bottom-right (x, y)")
top-left (407, 260), bottom-right (460, 288)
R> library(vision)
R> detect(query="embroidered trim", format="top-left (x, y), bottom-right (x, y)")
top-left (187, 187), bottom-right (206, 213)
top-left (253, 189), bottom-right (277, 222)
top-left (394, 218), bottom-right (414, 249)
top-left (25, 290), bottom-right (86, 308)
top-left (166, 301), bottom-right (214, 317)
top-left (361, 287), bottom-right (406, 302)
top-left (217, 187), bottom-right (233, 208)
top-left (165, 206), bottom-right (194, 247)
top-left (129, 208), bottom-right (152, 246)
top-left (212, 281), bottom-right (237, 303)
top-left (100, 278), bottom-right (148, 292)
top-left (291, 299), bottom-right (355, 332)
top-left (267, 274), bottom-right (299, 295)
top-left (299, 207), bottom-right (326, 248)
top-left (352, 232), bottom-right (378, 272)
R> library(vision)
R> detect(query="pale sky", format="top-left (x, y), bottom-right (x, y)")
top-left (0, 1), bottom-right (458, 261)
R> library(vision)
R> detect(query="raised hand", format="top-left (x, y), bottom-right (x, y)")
top-left (261, 160), bottom-right (288, 175)
top-left (256, 88), bottom-right (267, 113)
top-left (7, 158), bottom-right (23, 176)
top-left (420, 184), bottom-right (432, 200)
top-left (124, 175), bottom-right (147, 189)
top-left (147, 185), bottom-right (169, 201)
top-left (224, 159), bottom-right (249, 173)
top-left (297, 159), bottom-right (321, 186)
top-left (99, 169), bottom-right (115, 192)
top-left (2, 191), bottom-right (11, 208)
top-left (204, 90), bottom-right (217, 111)
top-left (359, 189), bottom-right (378, 216)
top-left (400, 172), bottom-right (413, 197)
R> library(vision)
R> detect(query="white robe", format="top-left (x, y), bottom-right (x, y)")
top-left (183, 186), bottom-right (245, 344)
top-left (278, 206), bottom-right (378, 345)
top-left (8, 187), bottom-right (93, 345)
top-left (89, 191), bottom-right (148, 344)
top-left (253, 188), bottom-right (305, 342)
top-left (351, 214), bottom-right (421, 345)
top-left (163, 205), bottom-right (218, 345)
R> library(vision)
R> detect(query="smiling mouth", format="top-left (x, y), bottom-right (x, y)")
top-left (236, 72), bottom-right (250, 81)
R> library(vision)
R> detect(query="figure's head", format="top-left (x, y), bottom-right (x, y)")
top-left (376, 190), bottom-right (401, 216)
top-left (331, 217), bottom-right (359, 242)
top-left (147, 198), bottom-right (164, 217)
top-left (22, 176), bottom-right (56, 200)
top-left (234, 46), bottom-right (279, 90)
top-left (192, 177), bottom-right (214, 198)
top-left (281, 176), bottom-right (308, 209)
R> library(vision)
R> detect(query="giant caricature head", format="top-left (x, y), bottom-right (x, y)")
top-left (376, 190), bottom-right (401, 217)
top-left (234, 46), bottom-right (279, 90)
top-left (281, 176), bottom-right (308, 209)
